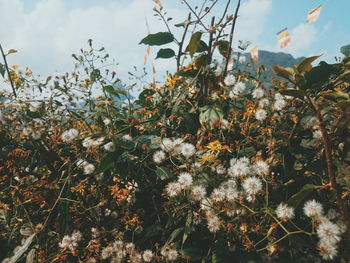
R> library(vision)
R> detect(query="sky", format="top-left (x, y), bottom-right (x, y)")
top-left (0, 0), bottom-right (349, 86)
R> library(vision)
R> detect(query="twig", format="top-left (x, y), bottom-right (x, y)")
top-left (0, 43), bottom-right (17, 98)
top-left (41, 174), bottom-right (70, 231)
top-left (223, 0), bottom-right (241, 78)
top-left (182, 0), bottom-right (208, 31)
top-left (177, 13), bottom-right (191, 71)
top-left (217, 0), bottom-right (232, 26)
top-left (305, 94), bottom-right (350, 241)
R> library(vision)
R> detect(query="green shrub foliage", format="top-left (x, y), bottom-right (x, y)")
top-left (0, 1), bottom-right (349, 262)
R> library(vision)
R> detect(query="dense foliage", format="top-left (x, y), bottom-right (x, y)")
top-left (1, 1), bottom-right (350, 262)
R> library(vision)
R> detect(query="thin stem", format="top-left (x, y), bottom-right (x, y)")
top-left (182, 0), bottom-right (208, 31)
top-left (177, 13), bottom-right (191, 71)
top-left (217, 0), bottom-right (232, 26)
top-left (0, 43), bottom-right (17, 98)
top-left (223, 0), bottom-right (241, 78)
top-left (305, 94), bottom-right (350, 241)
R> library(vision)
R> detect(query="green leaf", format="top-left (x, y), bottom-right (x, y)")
top-left (166, 227), bottom-right (183, 245)
top-left (136, 89), bottom-right (156, 107)
top-left (156, 166), bottom-right (173, 181)
top-left (103, 85), bottom-right (126, 97)
top-left (187, 32), bottom-right (203, 56)
top-left (216, 40), bottom-right (230, 57)
top-left (139, 32), bottom-right (174, 46)
top-left (96, 153), bottom-right (115, 173)
top-left (305, 61), bottom-right (336, 88)
top-left (297, 55), bottom-right (321, 73)
top-left (340, 44), bottom-right (350, 57)
top-left (156, 48), bottom-right (175, 59)
top-left (175, 22), bottom-right (185, 28)
top-left (194, 53), bottom-right (209, 69)
top-left (271, 65), bottom-right (295, 80)
top-left (199, 105), bottom-right (223, 129)
top-left (280, 89), bottom-right (305, 100)
top-left (287, 184), bottom-right (317, 207)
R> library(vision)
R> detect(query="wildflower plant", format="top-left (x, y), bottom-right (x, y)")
top-left (1, 1), bottom-right (350, 262)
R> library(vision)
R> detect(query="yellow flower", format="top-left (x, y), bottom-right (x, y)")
top-left (206, 140), bottom-right (231, 153)
top-left (199, 153), bottom-right (216, 164)
top-left (206, 140), bottom-right (223, 152)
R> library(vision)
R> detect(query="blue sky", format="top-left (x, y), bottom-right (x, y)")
top-left (0, 0), bottom-right (349, 84)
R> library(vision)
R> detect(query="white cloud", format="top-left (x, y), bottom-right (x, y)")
top-left (284, 23), bottom-right (318, 56)
top-left (0, 0), bottom-right (186, 83)
top-left (235, 0), bottom-right (272, 43)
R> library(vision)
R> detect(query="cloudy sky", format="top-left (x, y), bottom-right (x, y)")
top-left (0, 0), bottom-right (349, 84)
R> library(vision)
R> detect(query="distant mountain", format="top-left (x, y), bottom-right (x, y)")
top-left (253, 50), bottom-right (304, 68)
top-left (240, 50), bottom-right (305, 84)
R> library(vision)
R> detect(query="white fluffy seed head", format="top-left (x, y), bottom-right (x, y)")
top-left (153, 150), bottom-right (166, 164)
top-left (253, 160), bottom-right (269, 176)
top-left (103, 141), bottom-right (116, 152)
top-left (224, 74), bottom-right (236, 86)
top-left (142, 250), bottom-right (153, 262)
top-left (276, 203), bottom-right (295, 221)
top-left (190, 185), bottom-right (207, 201)
top-left (255, 109), bottom-right (267, 121)
top-left (303, 199), bottom-right (324, 218)
top-left (177, 172), bottom-right (193, 188)
top-left (242, 176), bottom-right (263, 195)
top-left (83, 163), bottom-right (95, 175)
top-left (274, 99), bottom-right (287, 111)
top-left (252, 88), bottom-right (265, 99)
top-left (61, 128), bottom-right (79, 143)
top-left (180, 143), bottom-right (196, 159)
top-left (317, 221), bottom-right (341, 245)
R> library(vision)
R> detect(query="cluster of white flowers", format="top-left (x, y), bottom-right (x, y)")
top-left (242, 176), bottom-right (263, 196)
top-left (59, 230), bottom-right (82, 251)
top-left (22, 126), bottom-right (42, 140)
top-left (224, 74), bottom-right (236, 86)
top-left (228, 157), bottom-right (251, 178)
top-left (258, 98), bottom-right (270, 108)
top-left (211, 179), bottom-right (239, 202)
top-left (153, 150), bottom-right (166, 164)
top-left (61, 128), bottom-right (79, 143)
top-left (160, 247), bottom-right (179, 261)
top-left (253, 160), bottom-right (270, 176)
top-left (82, 137), bottom-right (105, 148)
top-left (103, 141), bottom-right (116, 152)
top-left (206, 211), bottom-right (221, 232)
top-left (313, 128), bottom-right (323, 140)
top-left (101, 240), bottom-right (151, 263)
top-left (252, 87), bottom-right (265, 99)
top-left (190, 185), bottom-right (207, 201)
top-left (77, 159), bottom-right (95, 175)
top-left (303, 200), bottom-right (345, 260)
top-left (177, 172), bottom-right (193, 188)
top-left (155, 138), bottom-right (196, 163)
top-left (303, 199), bottom-right (324, 218)
top-left (276, 203), bottom-right (295, 221)
top-left (229, 82), bottom-right (246, 98)
top-left (165, 172), bottom-right (193, 197)
top-left (255, 109), bottom-right (267, 121)
top-left (273, 93), bottom-right (287, 111)
top-left (180, 143), bottom-right (197, 159)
